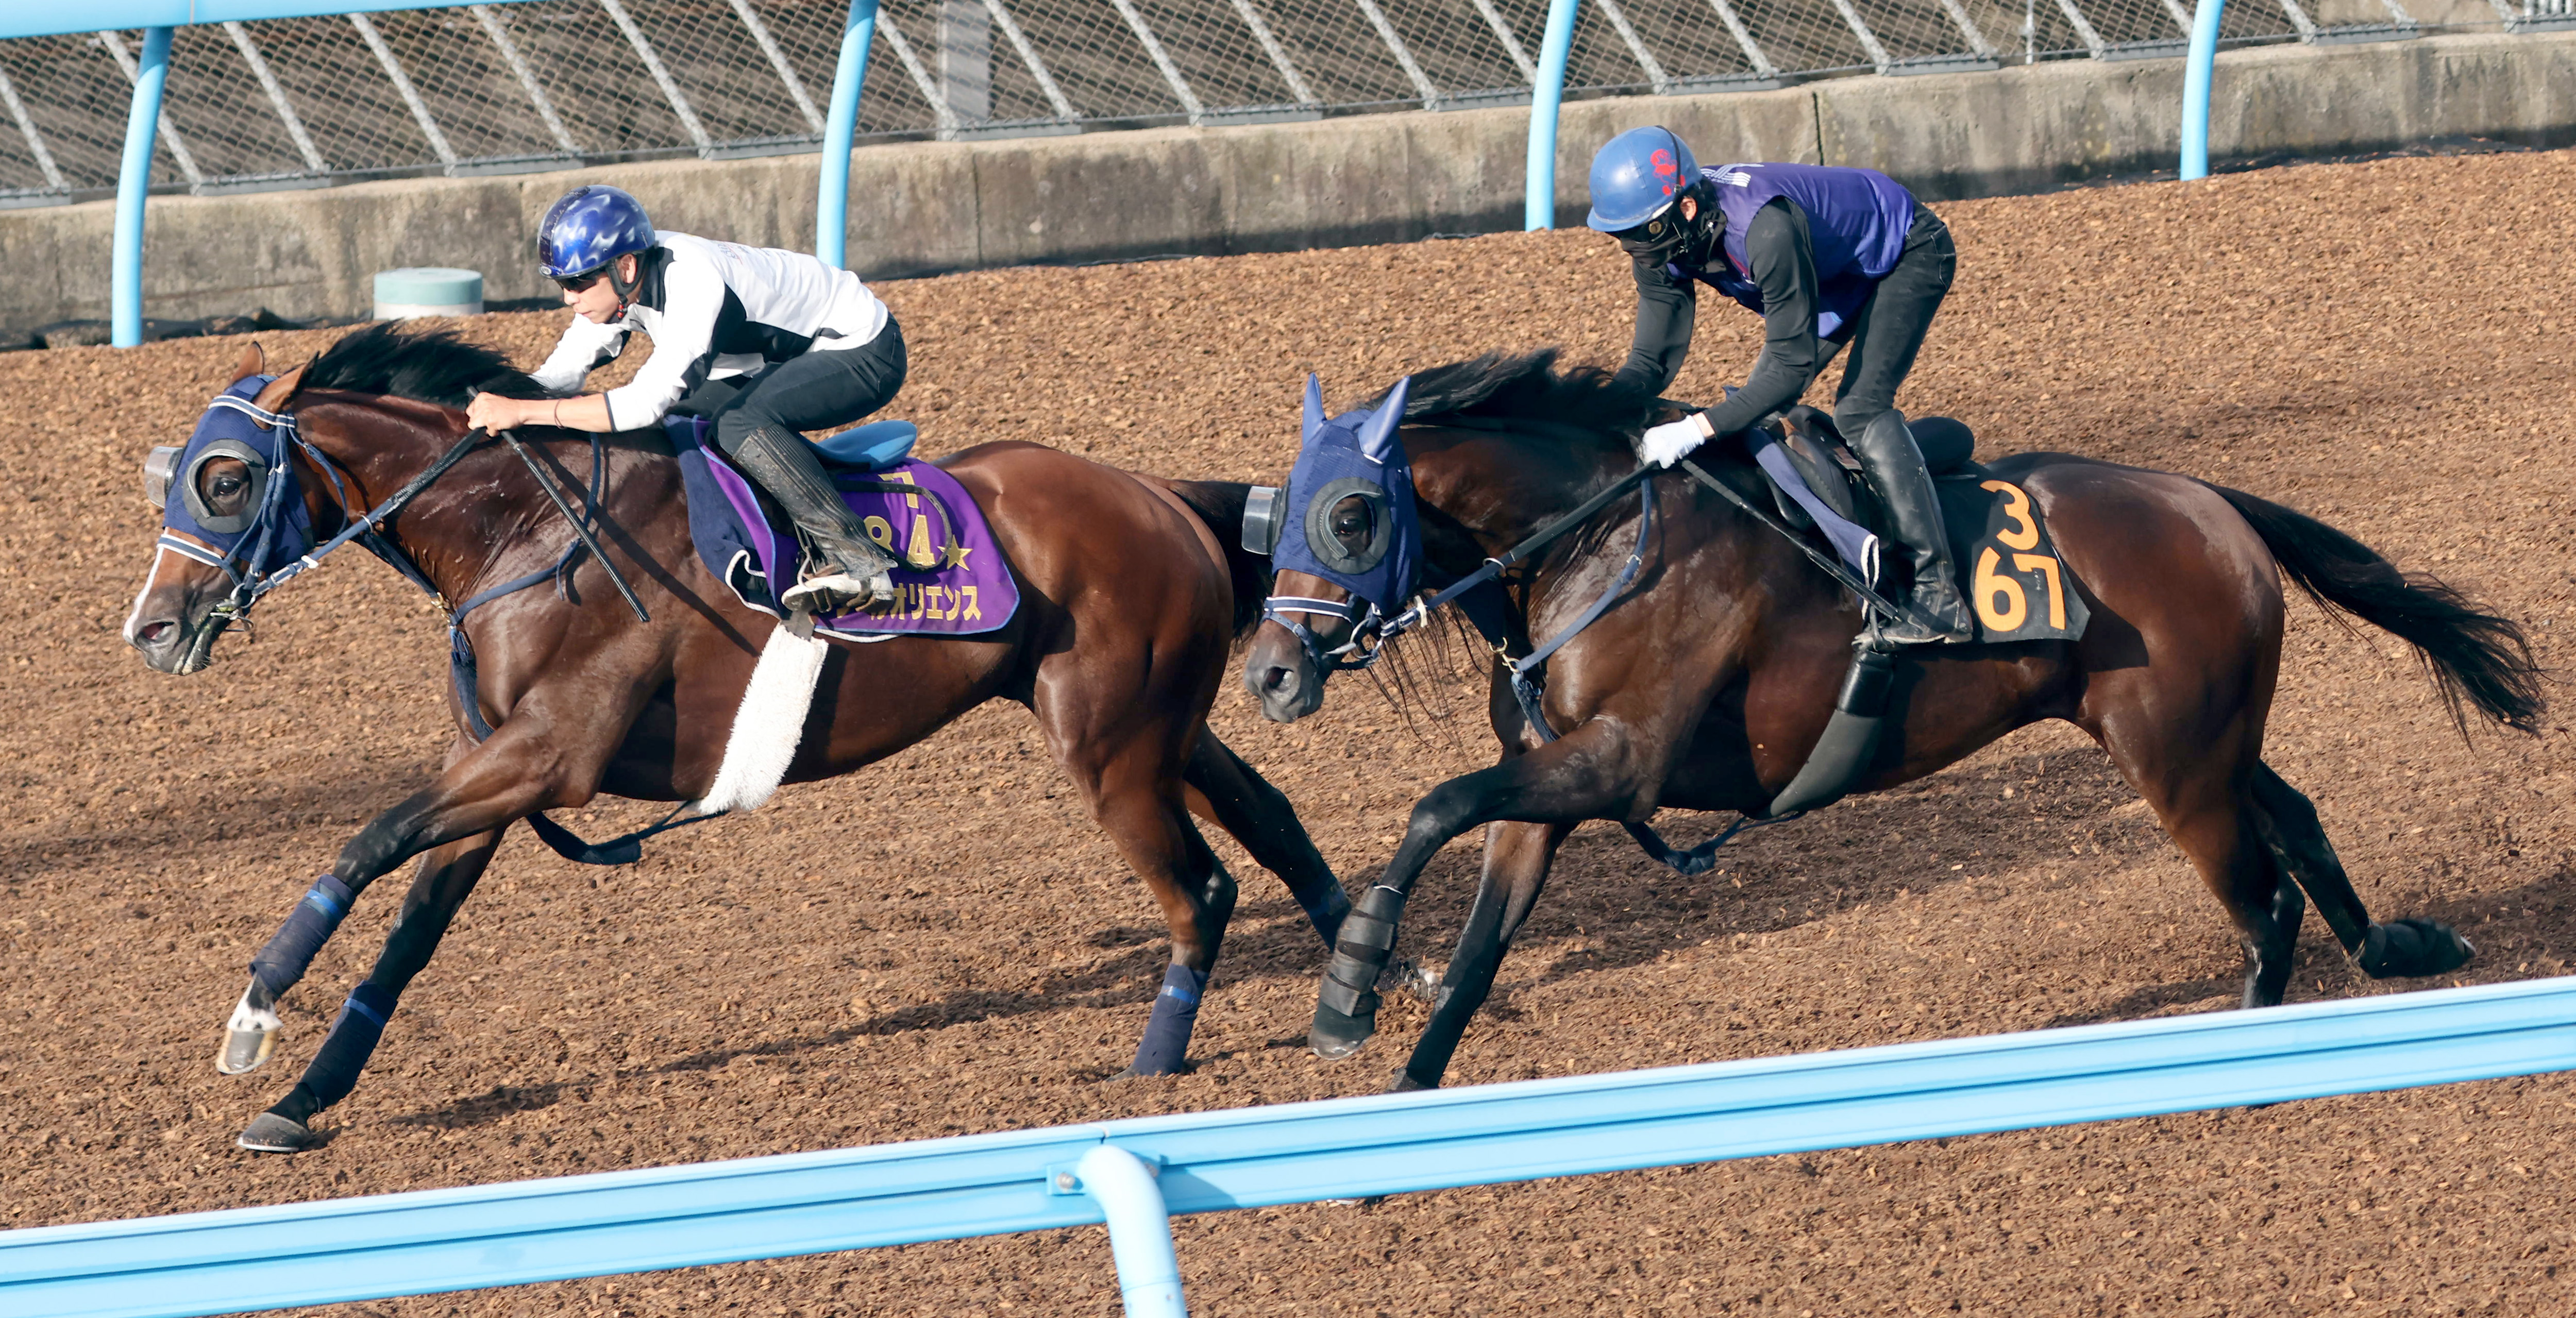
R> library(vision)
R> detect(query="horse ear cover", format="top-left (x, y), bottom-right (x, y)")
top-left (1302, 374), bottom-right (1325, 444)
top-left (1358, 377), bottom-right (1409, 464)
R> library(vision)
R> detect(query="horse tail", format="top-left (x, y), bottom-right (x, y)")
top-left (2209, 482), bottom-right (2545, 734)
top-left (1163, 479), bottom-right (1273, 638)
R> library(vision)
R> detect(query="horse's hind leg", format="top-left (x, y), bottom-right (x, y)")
top-left (2087, 709), bottom-right (2305, 1008)
top-left (1393, 820), bottom-right (1573, 1092)
top-left (1183, 731), bottom-right (1347, 948)
top-left (236, 827), bottom-right (502, 1153)
top-left (1059, 729), bottom-right (1240, 1077)
top-left (2250, 762), bottom-right (2473, 981)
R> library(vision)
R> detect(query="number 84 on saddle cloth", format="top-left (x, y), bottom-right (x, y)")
top-left (667, 416), bottom-right (1020, 638)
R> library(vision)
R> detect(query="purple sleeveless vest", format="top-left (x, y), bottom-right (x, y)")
top-left (1669, 163), bottom-right (1917, 338)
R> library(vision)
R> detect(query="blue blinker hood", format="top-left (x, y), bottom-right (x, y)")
top-left (153, 375), bottom-right (315, 579)
top-left (1271, 373), bottom-right (1418, 612)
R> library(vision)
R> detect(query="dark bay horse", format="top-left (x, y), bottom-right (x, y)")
top-left (1243, 352), bottom-right (2541, 1092)
top-left (126, 328), bottom-right (1342, 1152)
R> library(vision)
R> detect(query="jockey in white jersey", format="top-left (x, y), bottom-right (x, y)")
top-left (465, 184), bottom-right (904, 616)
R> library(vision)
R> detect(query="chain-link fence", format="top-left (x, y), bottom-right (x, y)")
top-left (1, 0), bottom-right (2559, 207)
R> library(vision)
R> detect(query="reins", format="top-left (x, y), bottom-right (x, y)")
top-left (1282, 437), bottom-right (1925, 878)
top-left (184, 393), bottom-right (701, 865)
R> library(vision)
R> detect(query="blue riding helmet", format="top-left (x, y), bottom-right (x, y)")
top-left (1586, 126), bottom-right (1699, 232)
top-left (536, 185), bottom-right (655, 280)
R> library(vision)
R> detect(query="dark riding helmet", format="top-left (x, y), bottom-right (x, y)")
top-left (536, 185), bottom-right (655, 282)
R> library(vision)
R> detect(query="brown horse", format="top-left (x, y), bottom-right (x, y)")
top-left (1242, 352), bottom-right (2542, 1092)
top-left (125, 327), bottom-right (1342, 1152)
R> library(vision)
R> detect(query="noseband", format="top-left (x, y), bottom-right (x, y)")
top-left (1260, 593), bottom-right (1387, 678)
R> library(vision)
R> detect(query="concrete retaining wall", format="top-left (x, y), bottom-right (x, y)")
top-left (3, 30), bottom-right (2569, 333)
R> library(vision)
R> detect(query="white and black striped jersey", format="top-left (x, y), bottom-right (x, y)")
top-left (530, 232), bottom-right (891, 430)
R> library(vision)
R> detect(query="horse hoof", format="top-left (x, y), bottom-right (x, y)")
top-left (1108, 1061), bottom-right (1192, 1080)
top-left (2358, 918), bottom-right (2476, 979)
top-left (217, 991), bottom-right (281, 1076)
top-left (236, 1112), bottom-right (317, 1154)
top-left (1386, 1070), bottom-right (1435, 1093)
top-left (1309, 1005), bottom-right (1377, 1061)
top-left (1392, 958), bottom-right (1442, 1004)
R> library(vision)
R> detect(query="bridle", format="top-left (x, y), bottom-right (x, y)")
top-left (158, 393), bottom-right (485, 630)
top-left (1265, 462), bottom-right (1660, 692)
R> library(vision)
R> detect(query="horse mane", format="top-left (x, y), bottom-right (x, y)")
top-left (1386, 347), bottom-right (1653, 434)
top-left (296, 323), bottom-right (548, 408)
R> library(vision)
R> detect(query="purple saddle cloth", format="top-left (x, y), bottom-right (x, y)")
top-left (667, 417), bottom-right (1018, 636)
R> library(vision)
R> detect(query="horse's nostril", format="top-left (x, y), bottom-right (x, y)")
top-left (137, 620), bottom-right (173, 645)
top-left (1261, 665), bottom-right (1297, 695)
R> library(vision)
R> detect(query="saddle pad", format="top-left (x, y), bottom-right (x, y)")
top-left (667, 418), bottom-right (1018, 637)
top-left (1933, 472), bottom-right (2090, 644)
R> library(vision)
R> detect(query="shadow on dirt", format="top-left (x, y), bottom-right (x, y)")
top-left (385, 1080), bottom-right (588, 1131)
top-left (4, 766), bottom-right (424, 877)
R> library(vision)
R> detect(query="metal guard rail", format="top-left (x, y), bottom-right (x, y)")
top-left (6, 974), bottom-right (2575, 1318)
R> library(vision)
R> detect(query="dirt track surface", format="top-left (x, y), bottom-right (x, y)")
top-left (6, 147), bottom-right (2576, 1316)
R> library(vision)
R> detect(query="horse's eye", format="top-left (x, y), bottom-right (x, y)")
top-left (1329, 494), bottom-right (1375, 552)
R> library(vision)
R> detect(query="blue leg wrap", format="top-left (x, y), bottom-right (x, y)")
top-left (298, 981), bottom-right (398, 1112)
top-left (1127, 964), bottom-right (1208, 1076)
top-left (1300, 882), bottom-right (1353, 949)
top-left (249, 874), bottom-right (355, 999)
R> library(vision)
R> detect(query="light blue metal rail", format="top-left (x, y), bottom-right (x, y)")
top-left (110, 26), bottom-right (174, 350)
top-left (1523, 0), bottom-right (1582, 230)
top-left (5, 975), bottom-right (2574, 1318)
top-left (2181, 0), bottom-right (2228, 178)
top-left (814, 0), bottom-right (880, 269)
top-left (0, 2), bottom-right (566, 347)
top-left (3, 0), bottom-right (878, 342)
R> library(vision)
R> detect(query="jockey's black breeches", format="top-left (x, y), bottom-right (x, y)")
top-left (1827, 210), bottom-right (1954, 443)
top-left (684, 314), bottom-right (908, 457)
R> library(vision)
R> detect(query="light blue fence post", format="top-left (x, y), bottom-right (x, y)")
top-left (2179, 0), bottom-right (2225, 179)
top-left (815, 0), bottom-right (880, 267)
top-left (1073, 1145), bottom-right (1187, 1318)
top-left (112, 25), bottom-right (176, 348)
top-left (1522, 0), bottom-right (1580, 230)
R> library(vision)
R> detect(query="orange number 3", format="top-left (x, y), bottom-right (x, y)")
top-left (1980, 480), bottom-right (2041, 551)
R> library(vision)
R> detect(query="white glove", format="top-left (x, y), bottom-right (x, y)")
top-left (1638, 414), bottom-right (1714, 468)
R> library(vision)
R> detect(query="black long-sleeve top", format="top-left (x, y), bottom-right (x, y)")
top-left (1613, 197), bottom-right (1834, 438)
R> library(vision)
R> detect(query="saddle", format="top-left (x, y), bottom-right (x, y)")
top-left (1754, 405), bottom-right (1981, 541)
top-left (668, 416), bottom-right (1020, 638)
top-left (1701, 405), bottom-right (2087, 648)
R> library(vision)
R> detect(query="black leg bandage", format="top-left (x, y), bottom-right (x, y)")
top-left (292, 982), bottom-right (398, 1114)
top-left (249, 874), bottom-right (355, 999)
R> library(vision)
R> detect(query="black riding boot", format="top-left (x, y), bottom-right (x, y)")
top-left (1855, 411), bottom-right (1974, 645)
top-left (725, 423), bottom-right (898, 615)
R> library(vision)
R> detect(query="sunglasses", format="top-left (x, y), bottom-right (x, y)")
top-left (554, 269), bottom-right (607, 293)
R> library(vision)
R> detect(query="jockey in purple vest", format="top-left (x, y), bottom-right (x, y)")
top-left (1588, 126), bottom-right (1973, 645)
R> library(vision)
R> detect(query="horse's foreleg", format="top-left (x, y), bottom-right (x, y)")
top-left (1183, 731), bottom-right (1346, 948)
top-left (219, 702), bottom-right (630, 1076)
top-left (1392, 820), bottom-right (1573, 1092)
top-left (238, 827), bottom-right (501, 1153)
top-left (1314, 724), bottom-right (1642, 1061)
top-left (1090, 769), bottom-right (1237, 1077)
